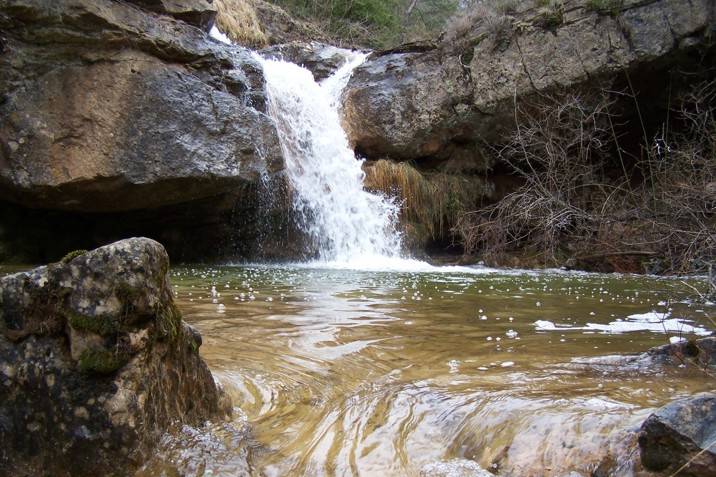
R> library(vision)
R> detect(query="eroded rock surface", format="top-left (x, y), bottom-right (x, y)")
top-left (128, 0), bottom-right (217, 28)
top-left (0, 238), bottom-right (228, 476)
top-left (251, 0), bottom-right (332, 45)
top-left (341, 0), bottom-right (715, 162)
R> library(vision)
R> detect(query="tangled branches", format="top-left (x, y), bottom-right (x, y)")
top-left (456, 81), bottom-right (716, 274)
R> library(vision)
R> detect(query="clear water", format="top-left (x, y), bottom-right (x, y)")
top-left (257, 53), bottom-right (403, 264)
top-left (129, 265), bottom-right (715, 477)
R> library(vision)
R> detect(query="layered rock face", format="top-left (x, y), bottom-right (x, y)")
top-left (342, 0), bottom-right (715, 162)
top-left (0, 0), bottom-right (288, 261)
top-left (0, 238), bottom-right (228, 476)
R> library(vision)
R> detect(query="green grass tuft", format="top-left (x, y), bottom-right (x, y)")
top-left (156, 302), bottom-right (182, 342)
top-left (60, 249), bottom-right (88, 264)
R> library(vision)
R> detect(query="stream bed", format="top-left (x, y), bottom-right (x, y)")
top-left (130, 264), bottom-right (714, 476)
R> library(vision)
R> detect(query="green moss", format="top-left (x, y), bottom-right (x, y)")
top-left (115, 282), bottom-right (141, 316)
top-left (78, 349), bottom-right (128, 374)
top-left (60, 249), bottom-right (88, 264)
top-left (66, 310), bottom-right (120, 336)
top-left (189, 337), bottom-right (199, 353)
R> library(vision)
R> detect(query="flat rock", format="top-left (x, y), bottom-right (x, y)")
top-left (128, 0), bottom-right (217, 29)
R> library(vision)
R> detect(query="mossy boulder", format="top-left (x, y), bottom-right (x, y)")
top-left (0, 238), bottom-right (229, 476)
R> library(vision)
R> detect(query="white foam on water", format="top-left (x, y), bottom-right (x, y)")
top-left (291, 255), bottom-right (512, 274)
top-left (535, 311), bottom-right (711, 336)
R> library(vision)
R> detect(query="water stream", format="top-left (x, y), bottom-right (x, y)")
top-left (134, 266), bottom-right (714, 476)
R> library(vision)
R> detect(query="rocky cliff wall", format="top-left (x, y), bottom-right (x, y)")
top-left (0, 0), bottom-right (293, 262)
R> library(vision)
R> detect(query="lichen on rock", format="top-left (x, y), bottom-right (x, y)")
top-left (0, 238), bottom-right (229, 476)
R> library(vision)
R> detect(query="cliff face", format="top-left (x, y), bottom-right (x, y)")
top-left (0, 0), bottom-right (292, 262)
top-left (342, 0), bottom-right (714, 162)
top-left (0, 238), bottom-right (229, 476)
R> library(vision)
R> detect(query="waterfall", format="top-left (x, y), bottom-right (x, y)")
top-left (257, 52), bottom-right (404, 266)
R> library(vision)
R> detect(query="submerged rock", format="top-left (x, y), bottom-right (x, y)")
top-left (639, 392), bottom-right (716, 476)
top-left (420, 459), bottom-right (494, 477)
top-left (646, 336), bottom-right (716, 368)
top-left (0, 238), bottom-right (229, 476)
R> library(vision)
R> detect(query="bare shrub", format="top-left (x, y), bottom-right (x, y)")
top-left (455, 81), bottom-right (716, 274)
top-left (631, 80), bottom-right (716, 273)
top-left (456, 92), bottom-right (616, 265)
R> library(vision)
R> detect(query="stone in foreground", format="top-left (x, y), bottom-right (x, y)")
top-left (0, 238), bottom-right (228, 476)
top-left (639, 392), bottom-right (716, 477)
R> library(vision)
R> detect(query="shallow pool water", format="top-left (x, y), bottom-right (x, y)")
top-left (128, 265), bottom-right (714, 477)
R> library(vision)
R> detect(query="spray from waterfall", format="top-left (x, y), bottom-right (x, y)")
top-left (257, 52), bottom-right (404, 266)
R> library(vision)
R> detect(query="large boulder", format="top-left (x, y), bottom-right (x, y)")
top-left (341, 0), bottom-right (715, 162)
top-left (0, 0), bottom-right (292, 262)
top-left (0, 238), bottom-right (229, 476)
top-left (0, 0), bottom-right (283, 212)
top-left (639, 392), bottom-right (716, 476)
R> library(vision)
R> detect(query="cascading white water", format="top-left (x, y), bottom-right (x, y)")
top-left (257, 52), bottom-right (404, 266)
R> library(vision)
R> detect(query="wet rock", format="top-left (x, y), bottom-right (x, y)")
top-left (341, 0), bottom-right (715, 162)
top-left (560, 337), bottom-right (716, 377)
top-left (261, 41), bottom-right (359, 81)
top-left (639, 392), bottom-right (716, 476)
top-left (0, 0), bottom-right (283, 213)
top-left (342, 50), bottom-right (473, 160)
top-left (0, 238), bottom-right (229, 476)
top-left (646, 336), bottom-right (716, 368)
top-left (420, 459), bottom-right (494, 477)
top-left (128, 0), bottom-right (217, 29)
